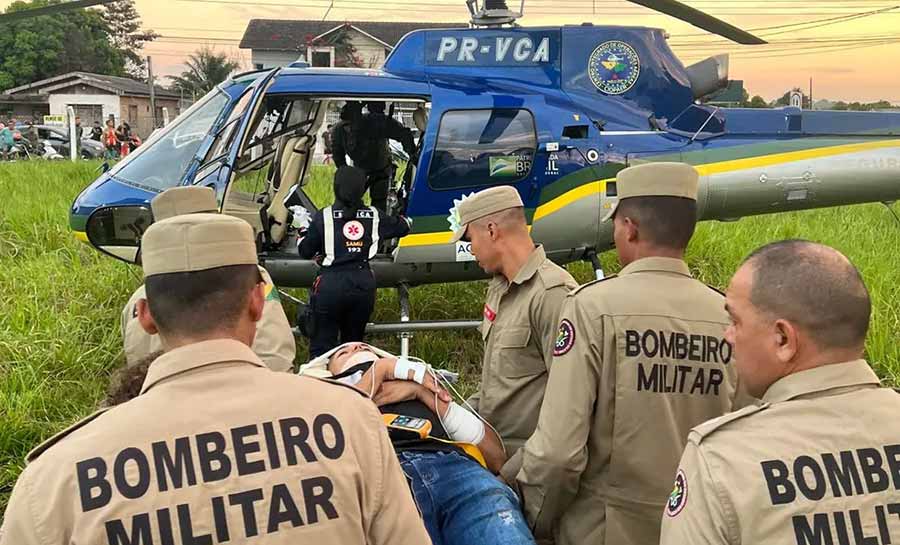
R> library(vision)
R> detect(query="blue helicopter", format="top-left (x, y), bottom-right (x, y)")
top-left (76, 0), bottom-right (900, 295)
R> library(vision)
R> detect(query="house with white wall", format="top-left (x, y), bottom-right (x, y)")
top-left (239, 20), bottom-right (465, 160)
top-left (239, 19), bottom-right (466, 70)
top-left (4, 72), bottom-right (182, 137)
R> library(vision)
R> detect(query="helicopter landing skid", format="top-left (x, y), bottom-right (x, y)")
top-left (285, 284), bottom-right (480, 359)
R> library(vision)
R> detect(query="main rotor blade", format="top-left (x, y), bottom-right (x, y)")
top-left (626, 0), bottom-right (767, 44)
top-left (0, 0), bottom-right (118, 23)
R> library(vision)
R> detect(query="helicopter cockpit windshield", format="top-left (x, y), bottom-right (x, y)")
top-left (106, 87), bottom-right (230, 192)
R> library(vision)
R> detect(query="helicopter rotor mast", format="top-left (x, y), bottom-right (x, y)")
top-left (467, 0), bottom-right (524, 27)
top-left (466, 0), bottom-right (766, 45)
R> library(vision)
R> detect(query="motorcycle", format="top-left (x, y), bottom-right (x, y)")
top-left (37, 139), bottom-right (64, 160)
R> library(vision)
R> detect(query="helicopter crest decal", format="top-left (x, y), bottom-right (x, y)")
top-left (588, 41), bottom-right (641, 95)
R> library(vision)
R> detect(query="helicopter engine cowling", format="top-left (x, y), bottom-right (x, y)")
top-left (685, 54), bottom-right (729, 99)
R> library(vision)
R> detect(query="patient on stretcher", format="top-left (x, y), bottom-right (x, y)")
top-left (302, 342), bottom-right (536, 545)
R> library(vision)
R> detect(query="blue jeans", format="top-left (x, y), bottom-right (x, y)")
top-left (398, 450), bottom-right (536, 545)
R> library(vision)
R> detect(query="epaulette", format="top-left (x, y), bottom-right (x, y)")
top-left (569, 274), bottom-right (618, 295)
top-left (308, 376), bottom-right (369, 399)
top-left (26, 408), bottom-right (111, 464)
top-left (537, 264), bottom-right (573, 289)
top-left (704, 284), bottom-right (726, 297)
top-left (689, 403), bottom-right (769, 445)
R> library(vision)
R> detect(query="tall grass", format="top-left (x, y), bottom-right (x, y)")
top-left (1, 161), bottom-right (898, 514)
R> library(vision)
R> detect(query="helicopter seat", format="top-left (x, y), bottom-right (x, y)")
top-left (413, 106), bottom-right (428, 133)
top-left (268, 134), bottom-right (315, 244)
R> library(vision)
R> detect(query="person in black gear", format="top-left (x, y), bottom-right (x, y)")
top-left (332, 101), bottom-right (417, 212)
top-left (297, 166), bottom-right (412, 357)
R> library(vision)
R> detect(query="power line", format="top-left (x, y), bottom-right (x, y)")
top-left (172, 0), bottom-right (900, 16)
top-left (670, 4), bottom-right (900, 37)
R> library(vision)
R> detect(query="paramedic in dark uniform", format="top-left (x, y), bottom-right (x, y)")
top-left (331, 101), bottom-right (362, 170)
top-left (298, 166), bottom-right (411, 357)
top-left (515, 163), bottom-right (746, 545)
top-left (332, 101), bottom-right (416, 211)
top-left (0, 213), bottom-right (430, 545)
top-left (660, 241), bottom-right (900, 545)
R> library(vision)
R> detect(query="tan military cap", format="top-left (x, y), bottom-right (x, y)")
top-left (602, 162), bottom-right (699, 222)
top-left (151, 186), bottom-right (218, 221)
top-left (450, 185), bottom-right (524, 242)
top-left (141, 213), bottom-right (257, 277)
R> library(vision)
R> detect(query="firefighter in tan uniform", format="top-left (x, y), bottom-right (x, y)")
top-left (515, 163), bottom-right (745, 545)
top-left (121, 186), bottom-right (296, 372)
top-left (449, 185), bottom-right (577, 473)
top-left (0, 213), bottom-right (430, 545)
top-left (660, 240), bottom-right (900, 545)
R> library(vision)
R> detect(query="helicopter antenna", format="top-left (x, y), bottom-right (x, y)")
top-left (467, 0), bottom-right (524, 27)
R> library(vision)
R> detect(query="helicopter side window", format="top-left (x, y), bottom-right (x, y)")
top-left (428, 109), bottom-right (536, 190)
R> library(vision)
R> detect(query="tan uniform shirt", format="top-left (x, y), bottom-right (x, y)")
top-left (0, 339), bottom-right (431, 545)
top-left (660, 359), bottom-right (900, 545)
top-left (516, 257), bottom-right (743, 545)
top-left (468, 245), bottom-right (577, 459)
top-left (121, 266), bottom-right (296, 372)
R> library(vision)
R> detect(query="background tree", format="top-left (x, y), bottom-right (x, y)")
top-left (103, 0), bottom-right (159, 79)
top-left (168, 47), bottom-right (240, 98)
top-left (0, 0), bottom-right (126, 90)
top-left (748, 95), bottom-right (768, 108)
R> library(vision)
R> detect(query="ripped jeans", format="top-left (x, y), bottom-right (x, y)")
top-left (398, 450), bottom-right (536, 545)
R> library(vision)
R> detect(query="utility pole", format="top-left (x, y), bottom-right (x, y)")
top-left (809, 77), bottom-right (813, 110)
top-left (147, 56), bottom-right (157, 130)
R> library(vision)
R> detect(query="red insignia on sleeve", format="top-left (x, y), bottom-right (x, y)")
top-left (484, 304), bottom-right (496, 322)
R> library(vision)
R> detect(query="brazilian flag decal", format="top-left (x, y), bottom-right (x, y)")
top-left (264, 283), bottom-right (280, 302)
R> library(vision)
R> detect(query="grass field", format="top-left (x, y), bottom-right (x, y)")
top-left (1, 160), bottom-right (899, 514)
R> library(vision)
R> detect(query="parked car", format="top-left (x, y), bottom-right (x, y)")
top-left (16, 124), bottom-right (105, 159)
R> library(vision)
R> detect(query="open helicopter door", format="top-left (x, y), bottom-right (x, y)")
top-left (184, 69), bottom-right (282, 234)
top-left (394, 100), bottom-right (543, 268)
top-left (185, 70), bottom-right (280, 198)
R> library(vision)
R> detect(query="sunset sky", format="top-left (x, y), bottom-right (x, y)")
top-left (4, 0), bottom-right (900, 103)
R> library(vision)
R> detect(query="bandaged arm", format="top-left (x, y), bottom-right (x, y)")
top-left (418, 392), bottom-right (506, 474)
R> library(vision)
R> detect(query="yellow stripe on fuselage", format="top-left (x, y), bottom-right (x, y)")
top-left (533, 180), bottom-right (608, 221)
top-left (399, 231), bottom-right (455, 247)
top-left (399, 139), bottom-right (900, 248)
top-left (693, 138), bottom-right (900, 177)
top-left (74, 231), bottom-right (88, 243)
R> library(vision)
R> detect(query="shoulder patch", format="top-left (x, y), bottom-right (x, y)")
top-left (570, 274), bottom-right (618, 295)
top-left (690, 403), bottom-right (769, 444)
top-left (553, 318), bottom-right (576, 356)
top-left (665, 469), bottom-right (689, 517)
top-left (26, 408), bottom-right (111, 464)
